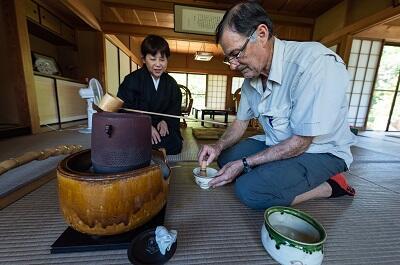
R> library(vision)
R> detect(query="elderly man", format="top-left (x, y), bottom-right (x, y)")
top-left (198, 1), bottom-right (356, 209)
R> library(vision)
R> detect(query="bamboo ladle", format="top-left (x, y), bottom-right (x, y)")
top-left (0, 145), bottom-right (82, 175)
top-left (96, 93), bottom-right (227, 126)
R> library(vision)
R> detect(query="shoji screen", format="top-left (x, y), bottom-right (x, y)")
top-left (131, 60), bottom-right (138, 72)
top-left (119, 50), bottom-right (130, 84)
top-left (207, 75), bottom-right (227, 109)
top-left (347, 39), bottom-right (382, 128)
top-left (105, 39), bottom-right (119, 95)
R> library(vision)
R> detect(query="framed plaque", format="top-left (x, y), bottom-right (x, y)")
top-left (174, 5), bottom-right (225, 36)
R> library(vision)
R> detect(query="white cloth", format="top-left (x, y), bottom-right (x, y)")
top-left (155, 226), bottom-right (177, 255)
top-left (236, 37), bottom-right (357, 168)
top-left (152, 76), bottom-right (160, 91)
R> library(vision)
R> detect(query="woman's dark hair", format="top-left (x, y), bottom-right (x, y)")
top-left (141, 35), bottom-right (170, 58)
top-left (216, 1), bottom-right (274, 44)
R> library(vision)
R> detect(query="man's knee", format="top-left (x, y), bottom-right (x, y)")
top-left (234, 176), bottom-right (290, 210)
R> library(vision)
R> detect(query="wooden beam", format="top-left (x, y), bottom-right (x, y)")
top-left (102, 0), bottom-right (232, 12)
top-left (103, 1), bottom-right (173, 12)
top-left (355, 24), bottom-right (400, 42)
top-left (320, 5), bottom-right (400, 44)
top-left (105, 34), bottom-right (141, 63)
top-left (61, 0), bottom-right (102, 31)
top-left (102, 22), bottom-right (216, 42)
top-left (269, 13), bottom-right (314, 25)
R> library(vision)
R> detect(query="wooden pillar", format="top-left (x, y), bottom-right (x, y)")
top-left (338, 34), bottom-right (353, 65)
top-left (97, 32), bottom-right (106, 89)
top-left (2, 0), bottom-right (40, 133)
top-left (225, 75), bottom-right (234, 112)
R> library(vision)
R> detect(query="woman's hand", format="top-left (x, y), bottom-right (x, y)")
top-left (151, 126), bottom-right (161, 144)
top-left (157, 120), bottom-right (169, 137)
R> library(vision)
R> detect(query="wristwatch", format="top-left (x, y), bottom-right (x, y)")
top-left (242, 157), bottom-right (251, 173)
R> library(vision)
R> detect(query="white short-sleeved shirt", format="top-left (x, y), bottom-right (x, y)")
top-left (237, 37), bottom-right (357, 168)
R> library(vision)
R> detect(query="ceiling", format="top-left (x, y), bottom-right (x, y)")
top-left (36, 0), bottom-right (90, 29)
top-left (101, 0), bottom-right (345, 56)
top-left (386, 17), bottom-right (400, 26)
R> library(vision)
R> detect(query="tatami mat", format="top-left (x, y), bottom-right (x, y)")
top-left (351, 146), bottom-right (400, 163)
top-left (1, 129), bottom-right (400, 264)
top-left (349, 162), bottom-right (400, 193)
top-left (1, 160), bottom-right (400, 264)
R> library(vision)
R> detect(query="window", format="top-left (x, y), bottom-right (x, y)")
top-left (231, 77), bottom-right (244, 94)
top-left (188, 74), bottom-right (207, 109)
top-left (366, 45), bottom-right (400, 131)
top-left (169, 72), bottom-right (187, 87)
top-left (169, 72), bottom-right (231, 110)
top-left (207, 75), bottom-right (227, 109)
top-left (347, 39), bottom-right (382, 128)
top-left (328, 44), bottom-right (338, 53)
top-left (131, 60), bottom-right (138, 72)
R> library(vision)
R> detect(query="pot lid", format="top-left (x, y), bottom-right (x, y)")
top-left (128, 228), bottom-right (177, 265)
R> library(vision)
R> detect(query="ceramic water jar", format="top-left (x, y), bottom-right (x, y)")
top-left (261, 206), bottom-right (327, 265)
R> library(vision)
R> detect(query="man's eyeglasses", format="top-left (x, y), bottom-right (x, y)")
top-left (223, 29), bottom-right (256, 65)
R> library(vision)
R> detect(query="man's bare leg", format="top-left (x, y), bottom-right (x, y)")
top-left (291, 182), bottom-right (332, 206)
top-left (291, 174), bottom-right (356, 206)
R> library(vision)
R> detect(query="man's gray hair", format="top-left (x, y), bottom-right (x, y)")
top-left (216, 1), bottom-right (274, 44)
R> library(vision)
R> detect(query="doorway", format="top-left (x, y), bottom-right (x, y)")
top-left (367, 45), bottom-right (400, 131)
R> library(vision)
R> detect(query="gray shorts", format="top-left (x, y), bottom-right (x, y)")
top-left (217, 138), bottom-right (347, 209)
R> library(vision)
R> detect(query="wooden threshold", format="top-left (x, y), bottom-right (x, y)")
top-left (0, 170), bottom-right (56, 210)
top-left (0, 126), bottom-right (31, 139)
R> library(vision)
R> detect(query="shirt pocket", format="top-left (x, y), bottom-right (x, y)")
top-left (261, 105), bottom-right (292, 142)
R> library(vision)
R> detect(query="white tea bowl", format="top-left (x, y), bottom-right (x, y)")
top-left (261, 206), bottom-right (327, 265)
top-left (193, 167), bottom-right (218, 190)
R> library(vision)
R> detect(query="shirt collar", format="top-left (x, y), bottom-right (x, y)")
top-left (268, 37), bottom-right (284, 85)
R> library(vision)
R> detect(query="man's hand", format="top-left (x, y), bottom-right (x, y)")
top-left (151, 126), bottom-right (161, 144)
top-left (209, 160), bottom-right (244, 188)
top-left (198, 143), bottom-right (223, 166)
top-left (157, 120), bottom-right (169, 137)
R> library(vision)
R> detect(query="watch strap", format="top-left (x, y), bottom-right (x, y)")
top-left (242, 157), bottom-right (251, 173)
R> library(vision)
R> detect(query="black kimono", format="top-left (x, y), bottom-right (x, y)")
top-left (117, 66), bottom-right (182, 155)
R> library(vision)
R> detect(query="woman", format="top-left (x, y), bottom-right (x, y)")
top-left (117, 35), bottom-right (182, 155)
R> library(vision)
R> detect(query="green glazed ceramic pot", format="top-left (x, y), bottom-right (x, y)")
top-left (261, 206), bottom-right (327, 265)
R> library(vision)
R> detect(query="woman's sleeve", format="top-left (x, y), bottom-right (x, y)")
top-left (164, 78), bottom-right (182, 128)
